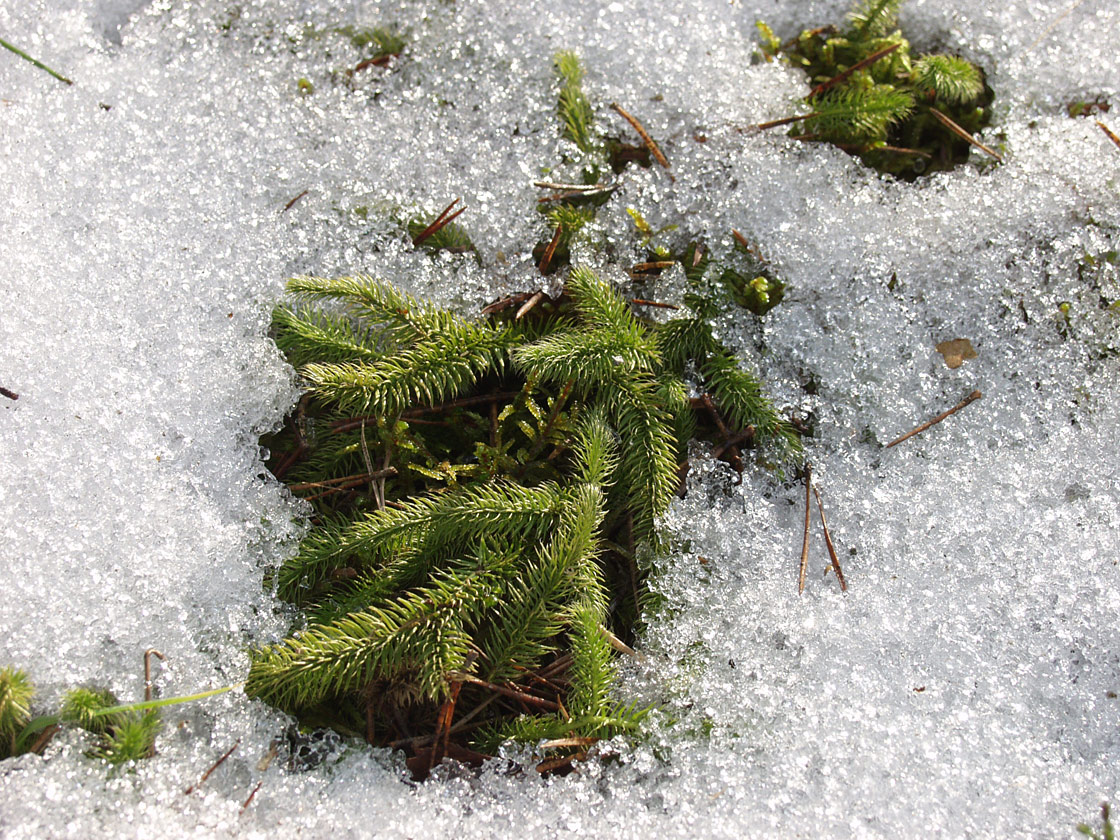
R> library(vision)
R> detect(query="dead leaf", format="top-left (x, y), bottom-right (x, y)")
top-left (935, 338), bottom-right (977, 369)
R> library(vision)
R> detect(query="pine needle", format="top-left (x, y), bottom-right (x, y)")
top-left (928, 107), bottom-right (1002, 160)
top-left (610, 102), bottom-right (673, 177)
top-left (1098, 121), bottom-right (1120, 151)
top-left (809, 42), bottom-right (902, 98)
top-left (0, 38), bottom-right (72, 85)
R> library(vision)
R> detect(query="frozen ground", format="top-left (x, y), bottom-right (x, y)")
top-left (1, 0), bottom-right (1118, 836)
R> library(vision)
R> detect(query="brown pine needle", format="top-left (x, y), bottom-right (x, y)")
top-left (539, 224), bottom-right (562, 275)
top-left (631, 260), bottom-right (676, 273)
top-left (1098, 121), bottom-right (1120, 151)
top-left (809, 42), bottom-right (902, 98)
top-left (928, 108), bottom-right (1003, 161)
top-left (240, 782), bottom-right (263, 814)
top-left (885, 390), bottom-right (983, 448)
top-left (812, 486), bottom-right (847, 592)
top-left (1025, 0), bottom-right (1085, 52)
top-left (455, 675), bottom-right (560, 711)
top-left (281, 189), bottom-right (308, 213)
top-left (879, 144), bottom-right (933, 159)
top-left (143, 648), bottom-right (165, 702)
top-left (749, 113), bottom-right (819, 132)
top-left (516, 290), bottom-right (545, 319)
top-left (539, 737), bottom-right (599, 749)
top-left (799, 463), bottom-right (812, 595)
top-left (630, 298), bottom-right (680, 309)
top-left (610, 102), bottom-right (674, 178)
top-left (731, 229), bottom-right (766, 261)
top-left (184, 740), bottom-right (240, 795)
top-left (287, 469), bottom-right (397, 492)
top-left (412, 198), bottom-right (465, 246)
top-left (536, 751), bottom-right (587, 774)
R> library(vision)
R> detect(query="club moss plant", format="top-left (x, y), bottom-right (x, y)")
top-left (757, 0), bottom-right (996, 178)
top-left (250, 53), bottom-right (801, 777)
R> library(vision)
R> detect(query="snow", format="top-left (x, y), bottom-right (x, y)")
top-left (1, 0), bottom-right (1118, 837)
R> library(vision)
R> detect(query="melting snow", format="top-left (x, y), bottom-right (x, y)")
top-left (1, 0), bottom-right (1118, 836)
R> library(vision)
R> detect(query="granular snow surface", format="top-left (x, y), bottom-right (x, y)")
top-left (1, 0), bottom-right (1118, 837)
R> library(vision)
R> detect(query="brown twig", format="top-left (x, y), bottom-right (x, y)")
top-left (799, 463), bottom-right (812, 595)
top-left (539, 224), bottom-right (563, 275)
top-left (0, 386), bottom-right (18, 400)
top-left (700, 394), bottom-right (744, 478)
top-left (426, 680), bottom-right (461, 776)
top-left (143, 649), bottom-right (165, 702)
top-left (711, 429), bottom-right (754, 460)
top-left (1098, 120), bottom-right (1120, 151)
top-left (610, 102), bottom-right (674, 179)
top-left (281, 189), bottom-right (308, 213)
top-left (239, 782), bottom-right (263, 814)
top-left (809, 42), bottom-right (901, 99)
top-left (454, 675), bottom-right (560, 711)
top-left (536, 653), bottom-right (573, 680)
top-left (184, 740), bottom-right (240, 794)
top-left (630, 298), bottom-right (680, 309)
top-left (412, 198), bottom-right (465, 247)
top-left (812, 486), bottom-right (847, 592)
top-left (300, 470), bottom-right (399, 503)
top-left (287, 469), bottom-right (398, 493)
top-left (884, 390), bottom-right (983, 448)
top-left (928, 108), bottom-right (1003, 161)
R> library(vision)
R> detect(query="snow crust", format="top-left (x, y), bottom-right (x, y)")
top-left (1, 0), bottom-right (1118, 836)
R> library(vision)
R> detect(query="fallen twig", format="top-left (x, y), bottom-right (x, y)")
top-left (885, 390), bottom-right (983, 448)
top-left (610, 102), bottom-right (674, 179)
top-left (928, 108), bottom-right (1003, 161)
top-left (184, 740), bottom-right (240, 794)
top-left (812, 486), bottom-right (847, 592)
top-left (0, 386), bottom-right (18, 400)
top-left (799, 463), bottom-right (812, 594)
